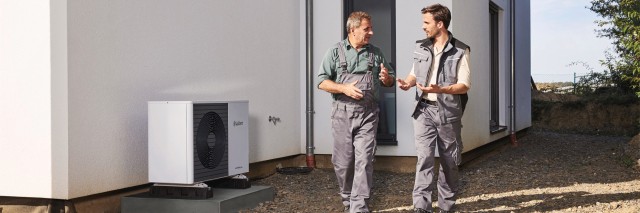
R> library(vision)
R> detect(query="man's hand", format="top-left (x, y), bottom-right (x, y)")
top-left (416, 83), bottom-right (442, 93)
top-left (378, 63), bottom-right (391, 86)
top-left (397, 78), bottom-right (413, 91)
top-left (342, 81), bottom-right (363, 100)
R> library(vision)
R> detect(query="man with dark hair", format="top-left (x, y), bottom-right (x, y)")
top-left (317, 11), bottom-right (395, 213)
top-left (397, 4), bottom-right (470, 213)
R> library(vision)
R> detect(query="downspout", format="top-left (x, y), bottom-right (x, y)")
top-left (509, 0), bottom-right (518, 146)
top-left (305, 0), bottom-right (316, 168)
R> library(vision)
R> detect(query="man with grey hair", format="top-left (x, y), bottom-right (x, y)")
top-left (317, 11), bottom-right (395, 213)
top-left (397, 3), bottom-right (470, 213)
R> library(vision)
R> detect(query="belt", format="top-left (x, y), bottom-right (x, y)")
top-left (419, 98), bottom-right (437, 106)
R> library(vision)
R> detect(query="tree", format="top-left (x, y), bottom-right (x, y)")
top-left (590, 0), bottom-right (640, 96)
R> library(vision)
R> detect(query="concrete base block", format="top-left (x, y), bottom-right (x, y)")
top-left (121, 185), bottom-right (274, 213)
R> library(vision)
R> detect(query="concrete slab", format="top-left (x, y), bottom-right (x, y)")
top-left (121, 185), bottom-right (274, 213)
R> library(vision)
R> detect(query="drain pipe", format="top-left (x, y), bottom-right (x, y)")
top-left (509, 0), bottom-right (518, 146)
top-left (305, 0), bottom-right (316, 168)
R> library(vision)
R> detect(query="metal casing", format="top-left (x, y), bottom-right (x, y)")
top-left (148, 101), bottom-right (249, 184)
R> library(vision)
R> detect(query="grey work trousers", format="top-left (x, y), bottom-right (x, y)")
top-left (412, 103), bottom-right (463, 211)
top-left (331, 100), bottom-right (379, 213)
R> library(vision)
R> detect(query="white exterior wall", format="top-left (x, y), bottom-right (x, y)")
top-left (514, 0), bottom-right (532, 131)
top-left (1, 0), bottom-right (528, 200)
top-left (1, 0), bottom-right (302, 199)
top-left (0, 1), bottom-right (54, 199)
top-left (65, 0), bottom-right (302, 198)
top-left (453, 0), bottom-right (532, 145)
top-left (312, 0), bottom-right (531, 155)
top-left (311, 0), bottom-right (343, 155)
top-left (452, 0), bottom-right (499, 149)
top-left (52, 0), bottom-right (70, 199)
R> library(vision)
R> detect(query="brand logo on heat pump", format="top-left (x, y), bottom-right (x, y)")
top-left (233, 121), bottom-right (244, 126)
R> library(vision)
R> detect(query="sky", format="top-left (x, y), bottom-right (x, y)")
top-left (531, 0), bottom-right (613, 83)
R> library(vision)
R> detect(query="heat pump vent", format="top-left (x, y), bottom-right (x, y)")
top-left (193, 104), bottom-right (228, 182)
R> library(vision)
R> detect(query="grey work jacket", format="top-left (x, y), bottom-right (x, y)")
top-left (412, 33), bottom-right (470, 123)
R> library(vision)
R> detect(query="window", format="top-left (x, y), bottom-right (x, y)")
top-left (490, 2), bottom-right (507, 133)
top-left (344, 0), bottom-right (397, 145)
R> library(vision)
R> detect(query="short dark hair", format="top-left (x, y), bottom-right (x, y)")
top-left (421, 4), bottom-right (451, 29)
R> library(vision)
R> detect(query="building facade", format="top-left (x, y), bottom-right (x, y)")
top-left (0, 0), bottom-right (530, 199)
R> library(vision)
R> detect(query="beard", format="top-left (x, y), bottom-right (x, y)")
top-left (426, 29), bottom-right (440, 39)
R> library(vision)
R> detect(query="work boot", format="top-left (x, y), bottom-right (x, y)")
top-left (414, 208), bottom-right (432, 213)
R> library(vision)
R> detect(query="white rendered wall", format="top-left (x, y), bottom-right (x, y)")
top-left (453, 0), bottom-right (532, 146)
top-left (67, 0), bottom-right (302, 198)
top-left (0, 1), bottom-right (53, 198)
top-left (51, 0), bottom-right (70, 199)
top-left (514, 0), bottom-right (532, 131)
top-left (451, 0), bottom-right (495, 151)
top-left (311, 0), bottom-right (342, 155)
top-left (0, 0), bottom-right (528, 200)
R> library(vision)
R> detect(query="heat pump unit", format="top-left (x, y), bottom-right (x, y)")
top-left (148, 101), bottom-right (249, 184)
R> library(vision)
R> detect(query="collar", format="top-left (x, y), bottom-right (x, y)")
top-left (425, 31), bottom-right (454, 53)
top-left (343, 38), bottom-right (370, 51)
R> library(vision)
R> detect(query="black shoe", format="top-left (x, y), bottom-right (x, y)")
top-left (415, 208), bottom-right (432, 213)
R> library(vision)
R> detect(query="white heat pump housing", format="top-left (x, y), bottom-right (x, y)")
top-left (148, 101), bottom-right (249, 184)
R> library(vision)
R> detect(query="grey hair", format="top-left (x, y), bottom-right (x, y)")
top-left (345, 11), bottom-right (371, 32)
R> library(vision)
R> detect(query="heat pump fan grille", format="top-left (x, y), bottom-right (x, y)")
top-left (193, 103), bottom-right (229, 182)
top-left (195, 112), bottom-right (227, 169)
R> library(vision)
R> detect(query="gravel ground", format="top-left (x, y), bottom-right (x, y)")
top-left (244, 130), bottom-right (640, 213)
